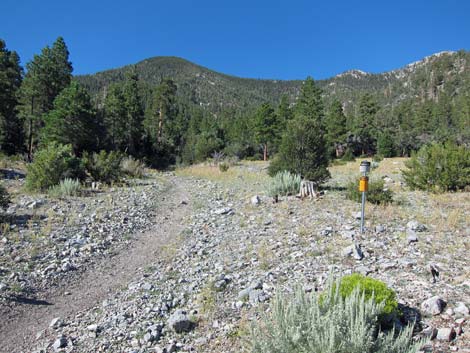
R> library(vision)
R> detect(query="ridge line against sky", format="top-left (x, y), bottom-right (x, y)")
top-left (2, 0), bottom-right (470, 80)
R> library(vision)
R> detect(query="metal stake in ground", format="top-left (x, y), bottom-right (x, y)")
top-left (359, 161), bottom-right (371, 233)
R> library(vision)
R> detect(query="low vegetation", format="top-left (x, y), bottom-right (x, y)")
top-left (346, 178), bottom-right (394, 205)
top-left (25, 143), bottom-right (81, 191)
top-left (81, 150), bottom-right (123, 184)
top-left (403, 142), bottom-right (470, 192)
top-left (266, 171), bottom-right (301, 198)
top-left (48, 178), bottom-right (82, 198)
top-left (0, 184), bottom-right (10, 209)
top-left (249, 276), bottom-right (424, 353)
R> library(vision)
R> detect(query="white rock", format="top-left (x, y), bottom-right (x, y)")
top-left (251, 195), bottom-right (261, 205)
top-left (421, 296), bottom-right (446, 316)
top-left (436, 327), bottom-right (456, 341)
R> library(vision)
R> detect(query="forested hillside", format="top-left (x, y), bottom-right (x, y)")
top-left (1, 36), bottom-right (469, 168)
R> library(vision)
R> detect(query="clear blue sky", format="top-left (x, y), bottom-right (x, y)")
top-left (2, 0), bottom-right (469, 79)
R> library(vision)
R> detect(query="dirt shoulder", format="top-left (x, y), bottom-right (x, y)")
top-left (0, 176), bottom-right (192, 353)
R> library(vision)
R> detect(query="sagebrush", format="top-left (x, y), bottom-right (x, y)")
top-left (249, 277), bottom-right (426, 353)
top-left (48, 178), bottom-right (82, 198)
top-left (267, 171), bottom-right (301, 198)
top-left (121, 156), bottom-right (146, 178)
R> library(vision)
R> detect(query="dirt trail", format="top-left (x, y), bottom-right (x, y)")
top-left (0, 176), bottom-right (191, 353)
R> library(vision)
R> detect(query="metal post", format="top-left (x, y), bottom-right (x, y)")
top-left (359, 161), bottom-right (370, 234)
top-left (360, 172), bottom-right (366, 233)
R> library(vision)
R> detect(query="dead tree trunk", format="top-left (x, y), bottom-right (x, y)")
top-left (300, 180), bottom-right (319, 199)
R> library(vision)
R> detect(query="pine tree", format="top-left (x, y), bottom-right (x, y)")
top-left (104, 83), bottom-right (128, 151)
top-left (270, 115), bottom-right (330, 184)
top-left (325, 99), bottom-right (347, 157)
top-left (42, 81), bottom-right (97, 153)
top-left (122, 69), bottom-right (144, 156)
top-left (296, 76), bottom-right (324, 121)
top-left (253, 103), bottom-right (278, 161)
top-left (0, 39), bottom-right (23, 154)
top-left (148, 78), bottom-right (177, 145)
top-left (19, 37), bottom-right (73, 158)
top-left (353, 93), bottom-right (379, 155)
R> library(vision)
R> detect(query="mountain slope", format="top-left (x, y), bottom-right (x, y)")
top-left (77, 50), bottom-right (470, 115)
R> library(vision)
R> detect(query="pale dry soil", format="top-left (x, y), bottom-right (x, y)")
top-left (0, 176), bottom-right (193, 353)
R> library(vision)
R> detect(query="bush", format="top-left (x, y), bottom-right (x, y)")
top-left (403, 142), bottom-right (470, 192)
top-left (268, 116), bottom-right (330, 184)
top-left (267, 171), bottom-right (301, 198)
top-left (48, 178), bottom-right (82, 198)
top-left (82, 150), bottom-right (123, 184)
top-left (338, 273), bottom-right (398, 316)
top-left (0, 184), bottom-right (10, 209)
top-left (26, 143), bottom-right (81, 191)
top-left (121, 156), bottom-right (146, 178)
top-left (249, 277), bottom-right (425, 353)
top-left (219, 162), bottom-right (229, 172)
top-left (346, 178), bottom-right (393, 205)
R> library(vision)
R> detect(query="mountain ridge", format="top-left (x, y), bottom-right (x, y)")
top-left (76, 50), bottom-right (470, 116)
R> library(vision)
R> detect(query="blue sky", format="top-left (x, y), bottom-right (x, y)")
top-left (2, 0), bottom-right (469, 79)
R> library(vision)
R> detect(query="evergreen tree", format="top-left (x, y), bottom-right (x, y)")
top-left (253, 103), bottom-right (278, 161)
top-left (353, 93), bottom-right (379, 155)
top-left (104, 83), bottom-right (127, 151)
top-left (19, 37), bottom-right (73, 158)
top-left (42, 81), bottom-right (97, 153)
top-left (296, 76), bottom-right (324, 121)
top-left (325, 99), bottom-right (347, 157)
top-left (0, 39), bottom-right (23, 154)
top-left (277, 95), bottom-right (293, 130)
top-left (147, 78), bottom-right (177, 145)
top-left (270, 115), bottom-right (330, 184)
top-left (122, 69), bottom-right (144, 156)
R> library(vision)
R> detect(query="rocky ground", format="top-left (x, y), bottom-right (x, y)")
top-left (0, 159), bottom-right (469, 353)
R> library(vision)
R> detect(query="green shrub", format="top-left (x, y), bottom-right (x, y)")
top-left (267, 171), bottom-right (301, 198)
top-left (268, 116), bottom-right (330, 184)
top-left (338, 273), bottom-right (398, 316)
top-left (0, 184), bottom-right (10, 209)
top-left (402, 142), bottom-right (470, 192)
top-left (249, 277), bottom-right (425, 353)
top-left (219, 162), bottom-right (229, 172)
top-left (121, 156), bottom-right (146, 178)
top-left (82, 150), bottom-right (123, 184)
top-left (26, 143), bottom-right (81, 191)
top-left (49, 178), bottom-right (82, 198)
top-left (341, 148), bottom-right (356, 162)
top-left (377, 132), bottom-right (396, 158)
top-left (346, 178), bottom-right (393, 205)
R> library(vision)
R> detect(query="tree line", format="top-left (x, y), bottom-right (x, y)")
top-left (0, 37), bottom-right (469, 169)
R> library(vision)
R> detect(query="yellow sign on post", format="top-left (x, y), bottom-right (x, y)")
top-left (359, 176), bottom-right (369, 192)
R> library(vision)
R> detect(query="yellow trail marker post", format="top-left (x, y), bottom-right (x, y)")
top-left (359, 161), bottom-right (371, 233)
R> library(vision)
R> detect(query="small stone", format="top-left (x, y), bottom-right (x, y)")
top-left (436, 327), bottom-right (456, 341)
top-left (213, 207), bottom-right (232, 215)
top-left (375, 225), bottom-right (385, 233)
top-left (342, 244), bottom-right (363, 260)
top-left (407, 230), bottom-right (418, 243)
top-left (407, 220), bottom-right (426, 232)
top-left (421, 296), bottom-right (446, 316)
top-left (52, 336), bottom-right (67, 351)
top-left (168, 309), bottom-right (195, 333)
top-left (87, 324), bottom-right (99, 332)
top-left (251, 195), bottom-right (261, 205)
top-left (49, 317), bottom-right (64, 329)
top-left (454, 302), bottom-right (470, 317)
top-left (422, 327), bottom-right (438, 339)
